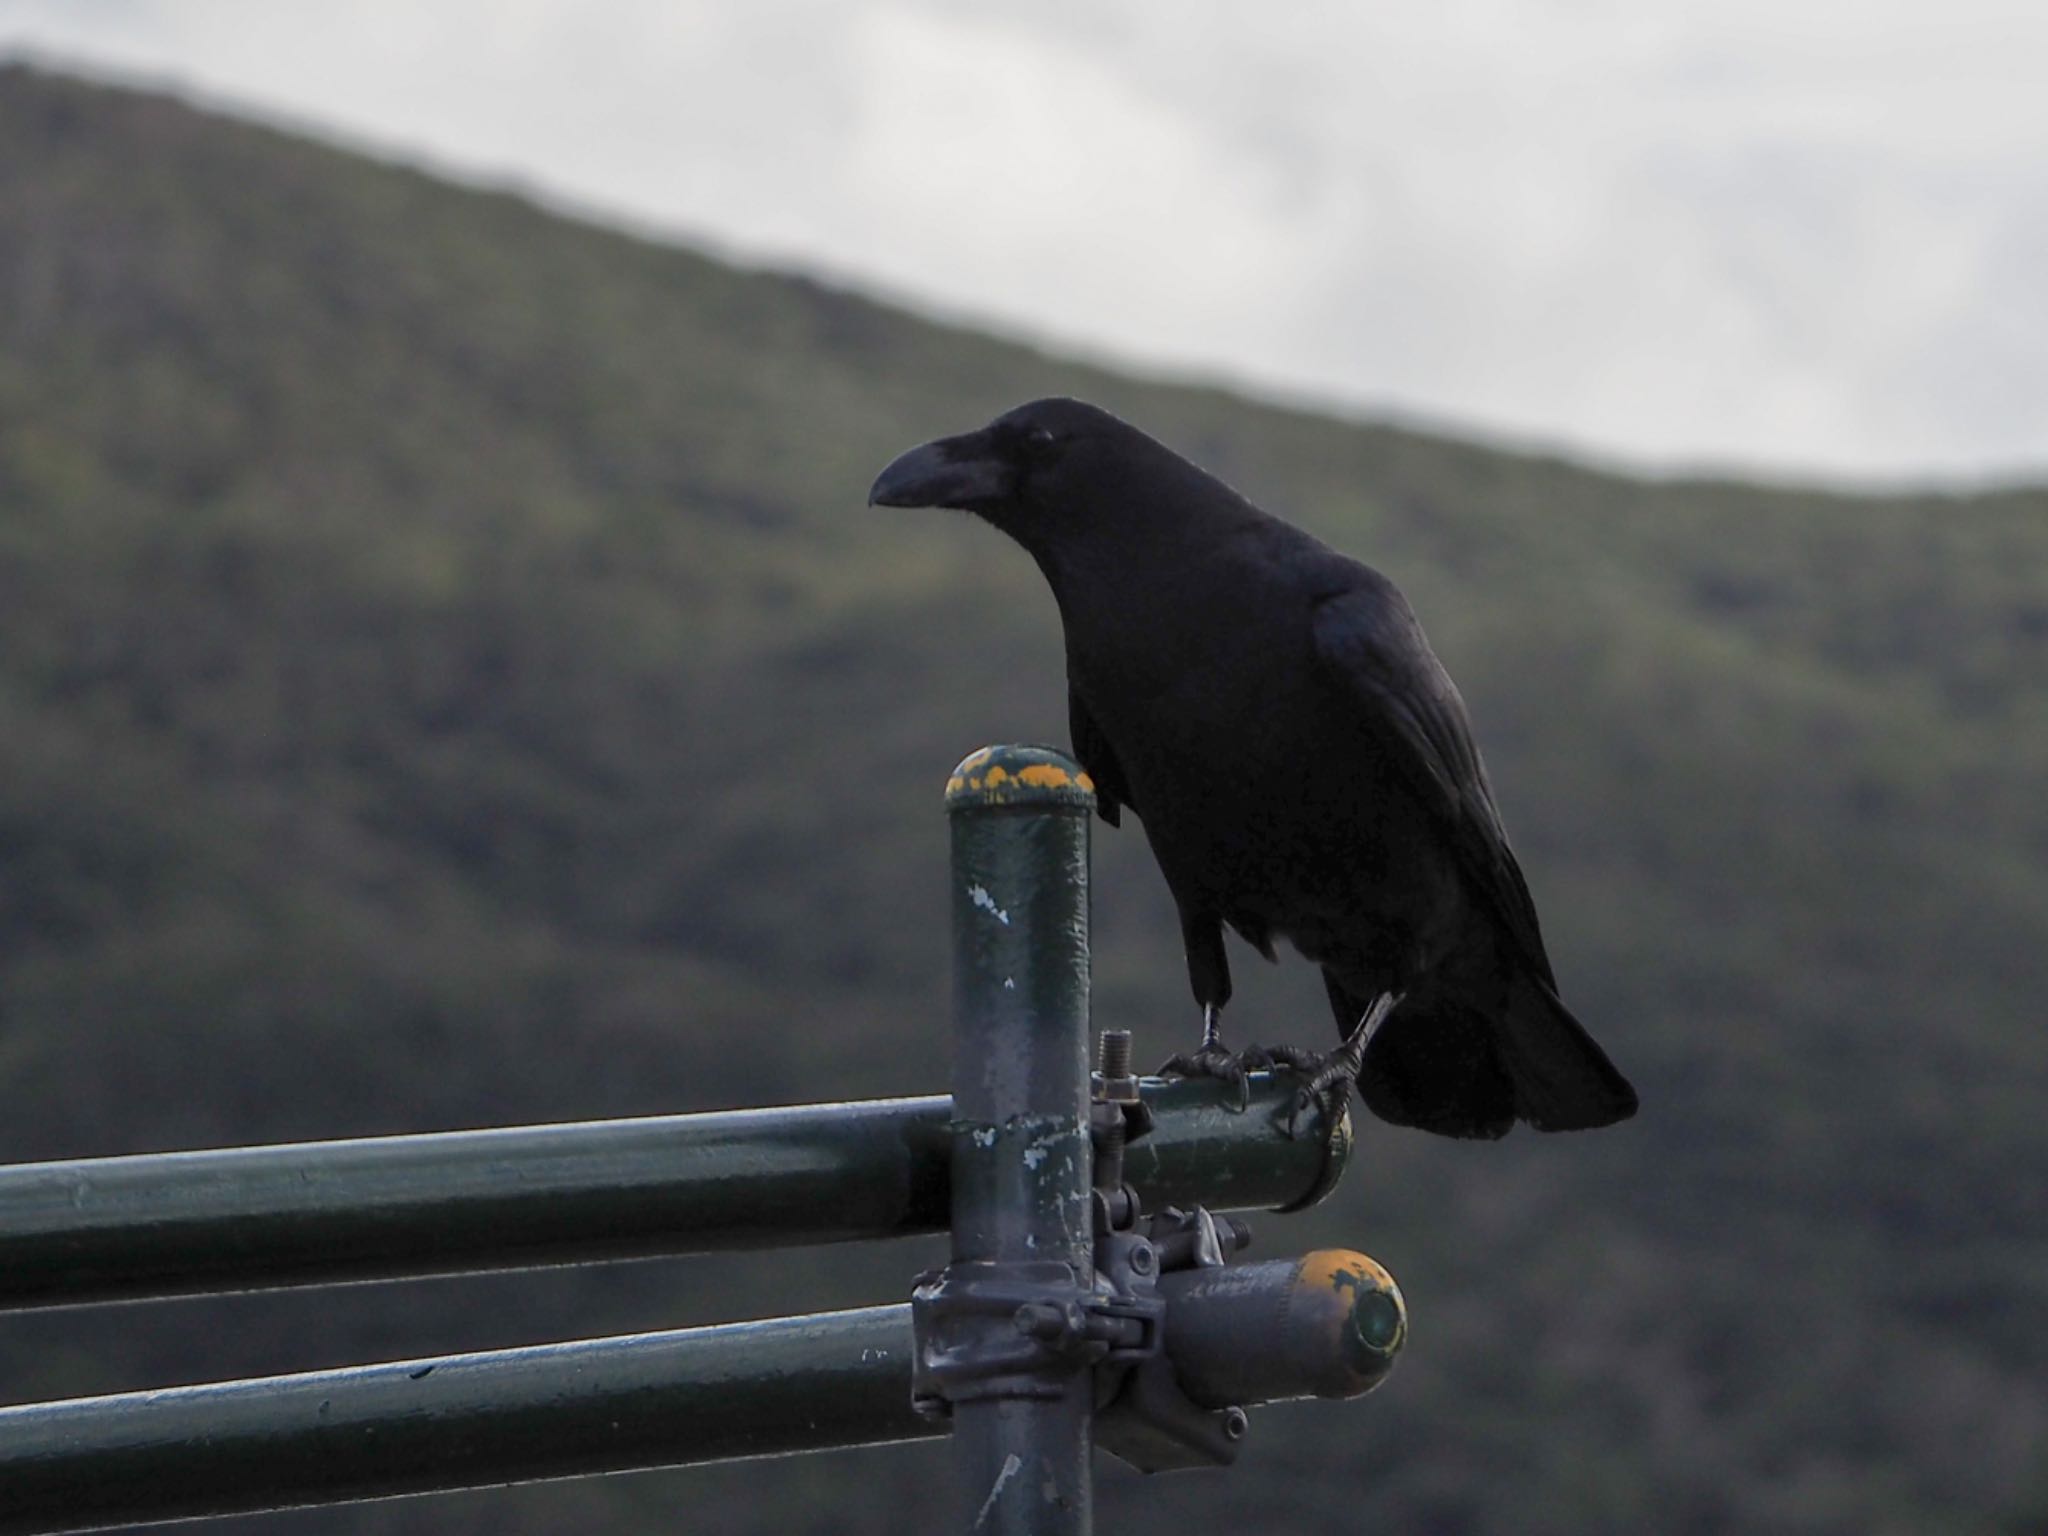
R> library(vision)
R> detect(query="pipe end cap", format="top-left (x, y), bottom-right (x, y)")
top-left (946, 744), bottom-right (1096, 812)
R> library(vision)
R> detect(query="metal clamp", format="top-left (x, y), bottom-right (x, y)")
top-left (910, 1258), bottom-right (1159, 1416)
top-left (914, 1021), bottom-right (1403, 1481)
top-left (1091, 1204), bottom-right (1255, 1472)
top-left (1090, 1029), bottom-right (1261, 1472)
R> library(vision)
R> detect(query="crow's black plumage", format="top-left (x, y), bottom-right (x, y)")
top-left (870, 398), bottom-right (1637, 1138)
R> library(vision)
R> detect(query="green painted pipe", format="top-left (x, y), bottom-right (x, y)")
top-left (0, 1305), bottom-right (932, 1536)
top-left (941, 744), bottom-right (1097, 1536)
top-left (0, 1078), bottom-right (1345, 1311)
top-left (0, 1246), bottom-right (1404, 1535)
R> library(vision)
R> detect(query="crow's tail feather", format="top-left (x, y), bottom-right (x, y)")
top-left (1493, 974), bottom-right (1639, 1132)
top-left (1326, 971), bottom-right (1637, 1139)
top-left (1326, 973), bottom-right (1515, 1139)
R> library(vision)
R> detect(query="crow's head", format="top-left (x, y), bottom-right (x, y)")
top-left (868, 397), bottom-right (1166, 541)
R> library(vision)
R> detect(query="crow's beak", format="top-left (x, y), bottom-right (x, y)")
top-left (867, 430), bottom-right (1012, 510)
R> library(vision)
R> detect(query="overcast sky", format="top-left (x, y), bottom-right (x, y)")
top-left (4, 0), bottom-right (2044, 484)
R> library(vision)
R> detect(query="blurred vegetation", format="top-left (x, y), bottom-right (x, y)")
top-left (1, 62), bottom-right (2045, 1535)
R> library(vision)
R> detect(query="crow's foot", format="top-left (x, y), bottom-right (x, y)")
top-left (1234, 1044), bottom-right (1349, 1139)
top-left (1157, 1041), bottom-right (1253, 1114)
top-left (1239, 1041), bottom-right (1323, 1075)
top-left (1286, 1052), bottom-right (1358, 1141)
top-left (1281, 992), bottom-right (1399, 1138)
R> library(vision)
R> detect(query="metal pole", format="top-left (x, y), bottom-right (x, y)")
top-left (944, 745), bottom-right (1096, 1535)
top-left (0, 1080), bottom-right (1346, 1310)
top-left (0, 1251), bottom-right (1406, 1535)
top-left (0, 1306), bottom-right (933, 1536)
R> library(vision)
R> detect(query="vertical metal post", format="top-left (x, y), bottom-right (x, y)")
top-left (945, 745), bottom-right (1096, 1534)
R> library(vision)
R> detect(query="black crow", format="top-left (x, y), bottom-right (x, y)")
top-left (870, 398), bottom-right (1637, 1139)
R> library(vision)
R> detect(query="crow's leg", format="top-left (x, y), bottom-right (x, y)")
top-left (1158, 1002), bottom-right (1252, 1113)
top-left (1287, 991), bottom-right (1403, 1138)
top-left (1243, 972), bottom-right (1360, 1086)
top-left (1159, 911), bottom-right (1259, 1111)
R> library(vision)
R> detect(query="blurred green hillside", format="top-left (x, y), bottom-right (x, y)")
top-left (1, 63), bottom-right (2044, 1535)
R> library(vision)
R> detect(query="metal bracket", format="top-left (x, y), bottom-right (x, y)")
top-left (1084, 1033), bottom-right (1258, 1472)
top-left (1091, 1204), bottom-right (1253, 1472)
top-left (911, 1029), bottom-right (1264, 1471)
top-left (910, 1259), bottom-right (1157, 1417)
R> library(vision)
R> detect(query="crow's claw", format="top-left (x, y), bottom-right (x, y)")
top-left (1235, 1042), bottom-right (1274, 1073)
top-left (1157, 1042), bottom-right (1253, 1114)
top-left (1286, 1056), bottom-right (1358, 1141)
top-left (1244, 1041), bottom-right (1324, 1075)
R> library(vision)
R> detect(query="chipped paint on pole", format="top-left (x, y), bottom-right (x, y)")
top-left (942, 744), bottom-right (1095, 1535)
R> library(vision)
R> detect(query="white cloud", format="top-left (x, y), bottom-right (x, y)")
top-left (2, 0), bottom-right (2043, 481)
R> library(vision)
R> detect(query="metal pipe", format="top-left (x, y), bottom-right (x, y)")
top-left (0, 1250), bottom-right (1404, 1535)
top-left (0, 1306), bottom-right (933, 1536)
top-left (1159, 1250), bottom-right (1407, 1407)
top-left (943, 744), bottom-right (1096, 1536)
top-left (0, 1079), bottom-right (1345, 1311)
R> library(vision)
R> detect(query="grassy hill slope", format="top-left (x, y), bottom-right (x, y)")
top-left (1, 64), bottom-right (2044, 1535)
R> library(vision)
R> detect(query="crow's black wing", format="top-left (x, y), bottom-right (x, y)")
top-left (1068, 685), bottom-right (1130, 828)
top-left (1310, 579), bottom-right (1556, 988)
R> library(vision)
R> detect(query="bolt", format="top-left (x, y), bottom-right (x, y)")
top-left (1014, 1302), bottom-right (1071, 1341)
top-left (1221, 1407), bottom-right (1248, 1441)
top-left (1223, 1217), bottom-right (1253, 1253)
top-left (1094, 1115), bottom-right (1126, 1176)
top-left (1128, 1241), bottom-right (1156, 1276)
top-left (1094, 1029), bottom-right (1140, 1106)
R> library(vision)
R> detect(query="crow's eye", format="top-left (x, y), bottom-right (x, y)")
top-left (1025, 425), bottom-right (1058, 451)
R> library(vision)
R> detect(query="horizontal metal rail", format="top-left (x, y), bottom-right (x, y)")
top-left (0, 1076), bottom-right (1346, 1310)
top-left (0, 1250), bottom-right (1402, 1536)
top-left (0, 1305), bottom-right (930, 1536)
